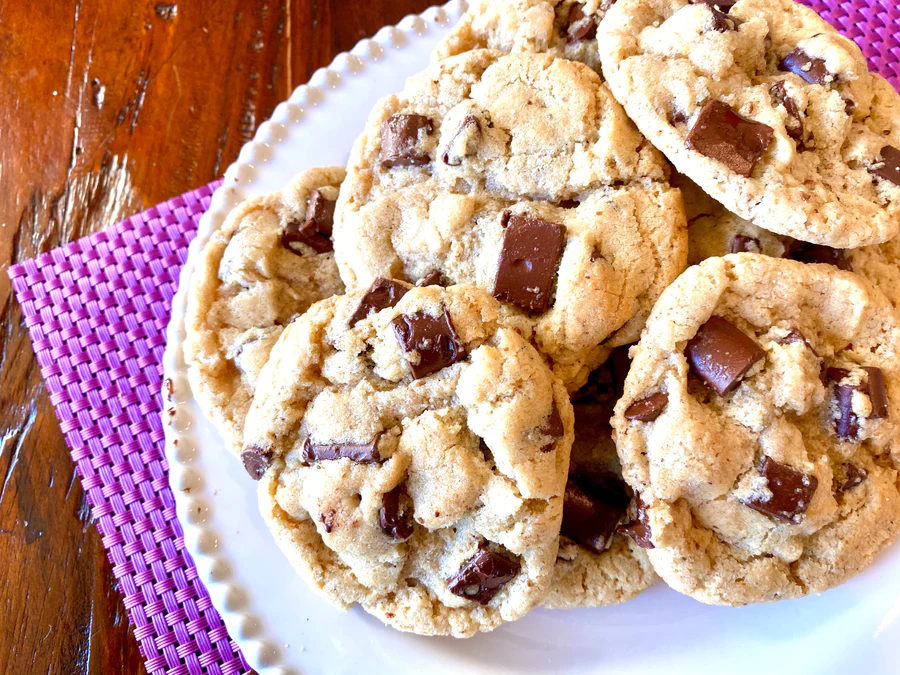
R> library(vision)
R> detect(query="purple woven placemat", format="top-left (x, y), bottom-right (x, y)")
top-left (5, 2), bottom-right (900, 674)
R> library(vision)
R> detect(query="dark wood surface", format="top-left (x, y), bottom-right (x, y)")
top-left (0, 2), bottom-right (434, 672)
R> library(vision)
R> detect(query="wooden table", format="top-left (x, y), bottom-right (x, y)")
top-left (0, 2), bottom-right (434, 672)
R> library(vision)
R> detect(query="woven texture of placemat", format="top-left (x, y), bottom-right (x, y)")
top-left (5, 3), bottom-right (900, 674)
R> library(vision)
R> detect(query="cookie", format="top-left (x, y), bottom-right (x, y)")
top-left (244, 283), bottom-right (574, 637)
top-left (681, 175), bottom-right (900, 313)
top-left (541, 352), bottom-right (658, 609)
top-left (611, 253), bottom-right (900, 605)
top-left (432, 0), bottom-right (616, 73)
top-left (334, 49), bottom-right (686, 388)
top-left (184, 167), bottom-right (345, 453)
top-left (598, 0), bottom-right (900, 248)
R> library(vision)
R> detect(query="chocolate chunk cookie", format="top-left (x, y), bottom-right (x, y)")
top-left (245, 284), bottom-right (573, 636)
top-left (541, 354), bottom-right (658, 609)
top-left (612, 254), bottom-right (900, 605)
top-left (335, 49), bottom-right (685, 389)
top-left (433, 0), bottom-right (617, 73)
top-left (599, 0), bottom-right (900, 248)
top-left (184, 168), bottom-right (345, 453)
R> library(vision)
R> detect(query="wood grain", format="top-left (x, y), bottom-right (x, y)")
top-left (0, 1), bottom-right (433, 672)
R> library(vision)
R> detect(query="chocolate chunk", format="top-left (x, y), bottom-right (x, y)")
top-left (832, 377), bottom-right (860, 439)
top-left (562, 477), bottom-right (630, 553)
top-left (870, 145), bottom-right (900, 187)
top-left (417, 270), bottom-right (448, 287)
top-left (281, 189), bottom-right (337, 255)
top-left (241, 445), bottom-right (273, 480)
top-left (770, 80), bottom-right (807, 147)
top-left (742, 457), bottom-right (818, 523)
top-left (781, 48), bottom-right (834, 86)
top-left (693, 0), bottom-right (738, 10)
top-left (565, 3), bottom-right (597, 43)
top-left (539, 401), bottom-right (565, 451)
top-left (840, 463), bottom-right (868, 492)
top-left (617, 494), bottom-right (654, 549)
top-left (788, 242), bottom-right (852, 271)
top-left (686, 101), bottom-right (774, 177)
top-left (829, 366), bottom-right (888, 437)
top-left (320, 509), bottom-right (336, 534)
top-left (392, 310), bottom-right (466, 379)
top-left (624, 392), bottom-right (669, 422)
top-left (827, 367), bottom-right (861, 439)
top-left (301, 435), bottom-right (381, 464)
top-left (493, 213), bottom-right (567, 312)
top-left (670, 108), bottom-right (689, 126)
top-left (863, 367), bottom-right (889, 418)
top-left (379, 484), bottom-right (414, 541)
top-left (447, 548), bottom-right (520, 605)
top-left (381, 114), bottom-right (434, 168)
top-left (556, 198), bottom-right (580, 209)
top-left (441, 115), bottom-right (481, 166)
top-left (777, 329), bottom-right (815, 354)
top-left (686, 316), bottom-right (765, 396)
top-left (349, 278), bottom-right (409, 326)
top-left (731, 234), bottom-right (760, 253)
top-left (707, 7), bottom-right (740, 32)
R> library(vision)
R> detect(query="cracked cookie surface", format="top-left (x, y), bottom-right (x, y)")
top-left (244, 284), bottom-right (573, 636)
top-left (612, 254), bottom-right (900, 605)
top-left (433, 0), bottom-right (616, 73)
top-left (335, 49), bottom-right (686, 389)
top-left (599, 0), bottom-right (900, 248)
top-left (185, 167), bottom-right (345, 453)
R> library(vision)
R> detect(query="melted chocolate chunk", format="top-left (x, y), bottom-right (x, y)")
top-left (788, 242), bottom-right (852, 271)
top-left (417, 270), bottom-right (448, 287)
top-left (686, 316), bottom-right (765, 396)
top-left (281, 188), bottom-right (337, 255)
top-left (348, 278), bottom-right (409, 326)
top-left (379, 484), bottom-right (415, 541)
top-left (562, 477), bottom-right (630, 553)
top-left (731, 234), bottom-right (760, 253)
top-left (770, 80), bottom-right (807, 148)
top-left (707, 7), bottom-right (741, 32)
top-left (863, 367), bottom-right (889, 418)
top-left (624, 392), bottom-right (669, 422)
top-left (686, 101), bottom-right (774, 177)
top-left (556, 198), bottom-right (581, 209)
top-left (840, 463), bottom-right (868, 492)
top-left (442, 115), bottom-right (481, 166)
top-left (381, 114), bottom-right (434, 168)
top-left (539, 401), bottom-right (565, 451)
top-left (617, 493), bottom-right (654, 549)
top-left (870, 145), bottom-right (900, 187)
top-left (781, 48), bottom-right (834, 86)
top-left (447, 549), bottom-right (520, 605)
top-left (392, 310), bottom-right (466, 379)
top-left (777, 329), bottom-right (815, 354)
top-left (301, 435), bottom-right (381, 464)
top-left (565, 3), bottom-right (597, 43)
top-left (241, 445), bottom-right (273, 480)
top-left (742, 457), bottom-right (818, 523)
top-left (493, 213), bottom-right (567, 313)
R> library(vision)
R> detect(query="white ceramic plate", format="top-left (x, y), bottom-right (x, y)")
top-left (162, 3), bottom-right (900, 673)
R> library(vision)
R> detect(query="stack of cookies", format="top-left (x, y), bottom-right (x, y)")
top-left (183, 0), bottom-right (900, 637)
